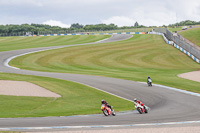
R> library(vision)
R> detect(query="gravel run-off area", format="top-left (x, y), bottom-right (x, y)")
top-left (0, 80), bottom-right (61, 97)
top-left (178, 71), bottom-right (200, 82)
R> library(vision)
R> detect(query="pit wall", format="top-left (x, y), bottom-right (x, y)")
top-left (31, 32), bottom-right (146, 36)
top-left (149, 32), bottom-right (200, 64)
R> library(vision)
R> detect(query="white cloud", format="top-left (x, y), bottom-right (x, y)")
top-left (0, 0), bottom-right (199, 26)
top-left (137, 11), bottom-right (177, 26)
top-left (0, 0), bottom-right (43, 7)
top-left (43, 20), bottom-right (71, 28)
top-left (102, 16), bottom-right (136, 27)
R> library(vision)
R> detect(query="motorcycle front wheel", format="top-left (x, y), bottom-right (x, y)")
top-left (144, 107), bottom-right (148, 113)
top-left (103, 110), bottom-right (109, 116)
top-left (112, 110), bottom-right (116, 116)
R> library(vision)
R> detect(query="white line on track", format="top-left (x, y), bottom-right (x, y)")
top-left (3, 36), bottom-right (115, 70)
top-left (4, 50), bottom-right (45, 69)
top-left (1, 120), bottom-right (200, 131)
top-left (137, 82), bottom-right (200, 97)
top-left (94, 35), bottom-right (113, 43)
top-left (71, 81), bottom-right (134, 102)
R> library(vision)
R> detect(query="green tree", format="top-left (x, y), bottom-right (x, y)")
top-left (134, 21), bottom-right (139, 27)
top-left (70, 23), bottom-right (84, 29)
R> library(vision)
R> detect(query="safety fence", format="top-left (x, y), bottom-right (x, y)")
top-left (0, 28), bottom-right (150, 37)
top-left (149, 29), bottom-right (200, 64)
top-left (155, 28), bottom-right (200, 60)
top-left (31, 32), bottom-right (146, 36)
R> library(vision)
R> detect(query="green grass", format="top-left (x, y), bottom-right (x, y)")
top-left (0, 35), bottom-right (133, 118)
top-left (0, 73), bottom-right (133, 118)
top-left (0, 35), bottom-right (110, 52)
top-left (10, 34), bottom-right (200, 93)
top-left (179, 27), bottom-right (200, 47)
top-left (167, 27), bottom-right (183, 32)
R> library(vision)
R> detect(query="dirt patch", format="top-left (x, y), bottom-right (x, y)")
top-left (178, 71), bottom-right (200, 82)
top-left (0, 80), bottom-right (61, 97)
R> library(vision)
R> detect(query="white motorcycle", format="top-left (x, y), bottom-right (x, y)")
top-left (147, 78), bottom-right (152, 86)
top-left (134, 101), bottom-right (149, 114)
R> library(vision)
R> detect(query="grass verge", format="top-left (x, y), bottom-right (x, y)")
top-left (179, 27), bottom-right (200, 47)
top-left (0, 35), bottom-right (110, 52)
top-left (0, 73), bottom-right (133, 118)
top-left (10, 34), bottom-right (200, 93)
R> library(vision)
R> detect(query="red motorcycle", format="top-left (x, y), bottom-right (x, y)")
top-left (101, 104), bottom-right (116, 116)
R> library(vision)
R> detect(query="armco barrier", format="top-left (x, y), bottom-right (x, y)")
top-left (155, 28), bottom-right (200, 60)
top-left (31, 32), bottom-right (147, 37)
top-left (149, 32), bottom-right (200, 64)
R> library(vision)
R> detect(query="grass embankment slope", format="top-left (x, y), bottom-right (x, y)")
top-left (179, 27), bottom-right (200, 47)
top-left (167, 27), bottom-right (183, 32)
top-left (0, 73), bottom-right (132, 117)
top-left (0, 35), bottom-right (133, 118)
top-left (0, 35), bottom-right (110, 52)
top-left (11, 34), bottom-right (200, 94)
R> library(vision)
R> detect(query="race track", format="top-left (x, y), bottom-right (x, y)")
top-left (0, 34), bottom-right (200, 131)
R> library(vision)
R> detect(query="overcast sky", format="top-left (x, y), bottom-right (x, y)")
top-left (0, 0), bottom-right (199, 27)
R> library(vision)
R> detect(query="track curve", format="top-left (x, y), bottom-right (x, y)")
top-left (0, 34), bottom-right (200, 131)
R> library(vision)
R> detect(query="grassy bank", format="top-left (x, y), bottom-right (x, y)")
top-left (10, 34), bottom-right (200, 93)
top-left (179, 27), bottom-right (200, 46)
top-left (0, 73), bottom-right (133, 117)
top-left (0, 34), bottom-right (133, 118)
top-left (0, 35), bottom-right (110, 52)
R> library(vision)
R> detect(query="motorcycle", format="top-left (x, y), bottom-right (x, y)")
top-left (101, 104), bottom-right (116, 116)
top-left (147, 78), bottom-right (152, 86)
top-left (134, 101), bottom-right (148, 114)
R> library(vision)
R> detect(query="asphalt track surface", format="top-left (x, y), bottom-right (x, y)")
top-left (0, 34), bottom-right (200, 131)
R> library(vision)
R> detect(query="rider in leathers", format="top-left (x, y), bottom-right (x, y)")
top-left (101, 100), bottom-right (113, 111)
top-left (147, 76), bottom-right (152, 84)
top-left (134, 98), bottom-right (146, 109)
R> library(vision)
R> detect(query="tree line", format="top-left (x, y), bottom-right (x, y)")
top-left (168, 20), bottom-right (200, 27)
top-left (1, 20), bottom-right (198, 36)
top-left (0, 22), bottom-right (146, 36)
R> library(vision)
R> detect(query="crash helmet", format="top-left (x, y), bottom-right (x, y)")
top-left (134, 98), bottom-right (137, 102)
top-left (101, 99), bottom-right (105, 104)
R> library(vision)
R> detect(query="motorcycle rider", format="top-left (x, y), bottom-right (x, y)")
top-left (147, 76), bottom-right (152, 84)
top-left (134, 98), bottom-right (145, 109)
top-left (101, 99), bottom-right (113, 111)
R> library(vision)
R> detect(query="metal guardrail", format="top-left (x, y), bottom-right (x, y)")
top-left (154, 28), bottom-right (200, 59)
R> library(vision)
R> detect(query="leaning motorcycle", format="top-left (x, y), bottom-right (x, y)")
top-left (134, 101), bottom-right (148, 114)
top-left (147, 79), bottom-right (152, 86)
top-left (101, 104), bottom-right (116, 116)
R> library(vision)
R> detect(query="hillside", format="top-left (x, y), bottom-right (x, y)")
top-left (179, 27), bottom-right (200, 47)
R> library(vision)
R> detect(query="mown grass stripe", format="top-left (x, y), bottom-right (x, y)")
top-left (9, 34), bottom-right (200, 94)
top-left (0, 35), bottom-right (110, 52)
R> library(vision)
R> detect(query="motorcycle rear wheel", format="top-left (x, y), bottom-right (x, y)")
top-left (137, 108), bottom-right (143, 114)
